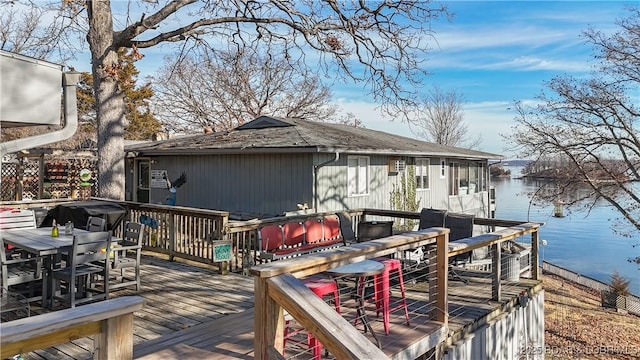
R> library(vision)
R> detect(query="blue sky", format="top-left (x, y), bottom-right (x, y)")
top-left (65, 1), bottom-right (633, 158)
top-left (332, 1), bottom-right (633, 158)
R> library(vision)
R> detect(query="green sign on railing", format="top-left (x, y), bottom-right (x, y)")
top-left (213, 240), bottom-right (232, 262)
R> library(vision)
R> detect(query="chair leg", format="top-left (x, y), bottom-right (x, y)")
top-left (310, 336), bottom-right (323, 360)
top-left (135, 264), bottom-right (141, 291)
top-left (449, 265), bottom-right (469, 284)
top-left (394, 266), bottom-right (410, 326)
top-left (373, 267), bottom-right (391, 335)
top-left (374, 259), bottom-right (410, 335)
top-left (70, 276), bottom-right (77, 308)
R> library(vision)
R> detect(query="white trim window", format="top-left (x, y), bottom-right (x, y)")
top-left (415, 158), bottom-right (430, 190)
top-left (449, 161), bottom-right (485, 195)
top-left (348, 156), bottom-right (369, 196)
top-left (440, 159), bottom-right (446, 178)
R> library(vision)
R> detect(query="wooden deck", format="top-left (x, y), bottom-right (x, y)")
top-left (16, 255), bottom-right (541, 360)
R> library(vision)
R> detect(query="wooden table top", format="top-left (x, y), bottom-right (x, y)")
top-left (1, 227), bottom-right (90, 256)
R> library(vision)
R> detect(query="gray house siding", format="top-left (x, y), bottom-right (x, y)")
top-left (140, 153), bottom-right (314, 216)
top-left (315, 154), bottom-right (395, 212)
top-left (125, 152), bottom-right (492, 218)
top-left (312, 154), bottom-right (491, 217)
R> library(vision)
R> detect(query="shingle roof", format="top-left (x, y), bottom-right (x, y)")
top-left (126, 116), bottom-right (502, 159)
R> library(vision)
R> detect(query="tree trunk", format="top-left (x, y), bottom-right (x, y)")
top-left (86, 0), bottom-right (126, 200)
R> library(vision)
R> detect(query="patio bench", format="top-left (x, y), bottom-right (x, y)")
top-left (258, 214), bottom-right (349, 260)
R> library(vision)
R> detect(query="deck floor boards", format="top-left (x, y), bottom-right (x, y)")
top-left (9, 254), bottom-right (540, 360)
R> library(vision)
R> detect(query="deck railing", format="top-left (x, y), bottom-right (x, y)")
top-left (2, 200), bottom-right (543, 357)
top-left (2, 200), bottom-right (540, 282)
top-left (250, 216), bottom-right (541, 359)
top-left (110, 201), bottom-right (229, 265)
top-left (0, 296), bottom-right (144, 359)
top-left (0, 198), bottom-right (231, 269)
top-left (250, 228), bottom-right (449, 359)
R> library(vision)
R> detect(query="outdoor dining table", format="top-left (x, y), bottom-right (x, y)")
top-left (325, 259), bottom-right (385, 348)
top-left (1, 227), bottom-right (91, 308)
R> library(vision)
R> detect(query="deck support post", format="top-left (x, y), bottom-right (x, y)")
top-left (435, 232), bottom-right (448, 325)
top-left (531, 229), bottom-right (539, 280)
top-left (94, 313), bottom-right (134, 360)
top-left (427, 247), bottom-right (437, 319)
top-left (254, 276), bottom-right (284, 360)
top-left (492, 244), bottom-right (501, 301)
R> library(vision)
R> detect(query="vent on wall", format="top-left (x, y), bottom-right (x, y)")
top-left (388, 159), bottom-right (406, 173)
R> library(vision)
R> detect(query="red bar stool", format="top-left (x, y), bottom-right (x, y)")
top-left (284, 277), bottom-right (340, 359)
top-left (374, 258), bottom-right (410, 335)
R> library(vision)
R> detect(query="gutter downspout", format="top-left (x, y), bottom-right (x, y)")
top-left (0, 71), bottom-right (81, 156)
top-left (313, 152), bottom-right (340, 212)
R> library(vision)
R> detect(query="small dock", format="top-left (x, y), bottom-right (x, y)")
top-left (15, 254), bottom-right (541, 360)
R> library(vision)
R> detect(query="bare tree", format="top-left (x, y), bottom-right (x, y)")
top-left (0, 2), bottom-right (78, 62)
top-left (412, 86), bottom-right (481, 148)
top-left (11, 1), bottom-right (448, 200)
top-left (153, 47), bottom-right (339, 133)
top-left (509, 8), bottom-right (640, 267)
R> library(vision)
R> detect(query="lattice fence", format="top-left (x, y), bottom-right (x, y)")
top-left (0, 161), bottom-right (18, 201)
top-left (1, 153), bottom-right (98, 201)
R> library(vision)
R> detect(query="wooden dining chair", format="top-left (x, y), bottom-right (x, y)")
top-left (0, 288), bottom-right (30, 322)
top-left (51, 231), bottom-right (111, 308)
top-left (0, 209), bottom-right (37, 231)
top-left (110, 222), bottom-right (145, 291)
top-left (86, 216), bottom-right (107, 232)
top-left (0, 209), bottom-right (37, 255)
top-left (0, 239), bottom-right (42, 302)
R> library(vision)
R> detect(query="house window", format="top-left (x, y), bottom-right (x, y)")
top-left (440, 159), bottom-right (446, 178)
top-left (450, 161), bottom-right (485, 195)
top-left (415, 158), bottom-right (430, 189)
top-left (459, 163), bottom-right (469, 195)
top-left (348, 156), bottom-right (369, 196)
top-left (478, 163), bottom-right (486, 191)
top-left (469, 163), bottom-right (479, 194)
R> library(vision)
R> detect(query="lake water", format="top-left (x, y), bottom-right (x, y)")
top-left (492, 170), bottom-right (640, 295)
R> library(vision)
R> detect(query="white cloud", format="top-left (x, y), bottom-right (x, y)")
top-left (433, 26), bottom-right (571, 52)
top-left (482, 56), bottom-right (591, 72)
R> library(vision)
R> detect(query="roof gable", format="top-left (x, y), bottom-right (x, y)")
top-left (236, 116), bottom-right (295, 130)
